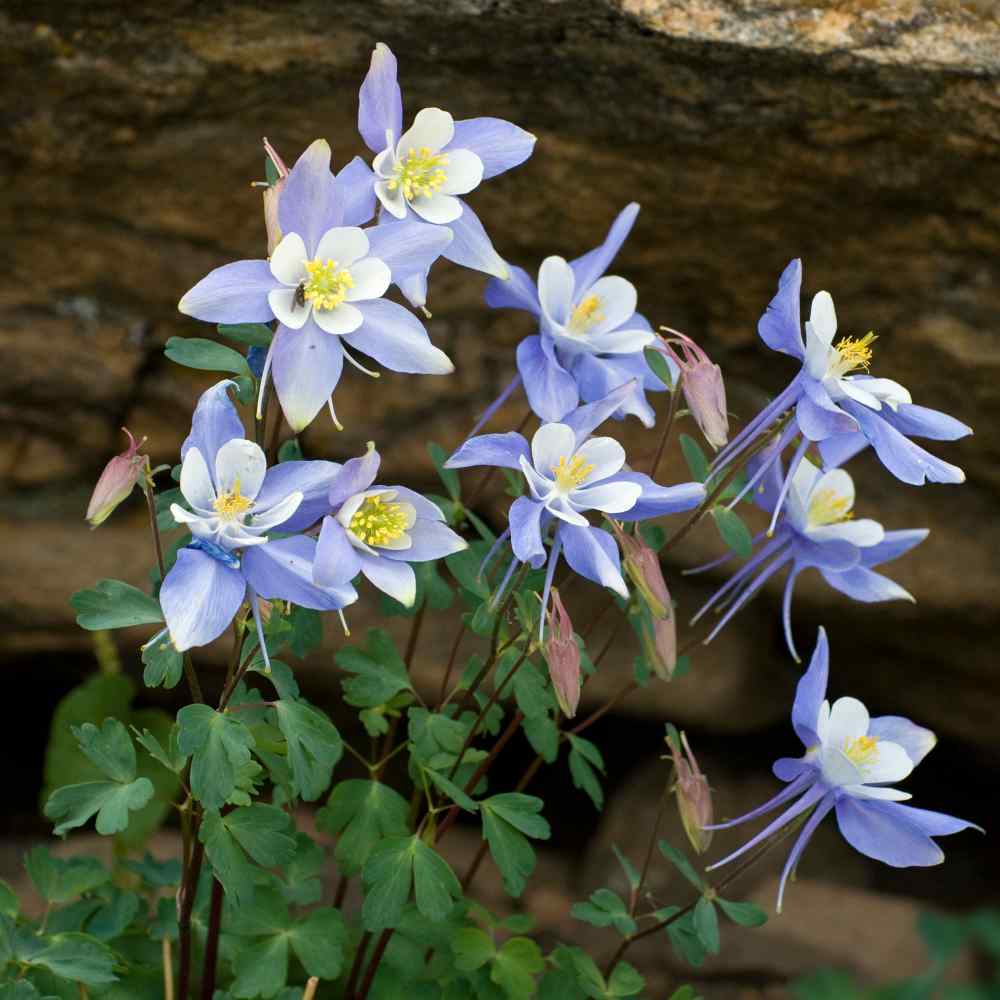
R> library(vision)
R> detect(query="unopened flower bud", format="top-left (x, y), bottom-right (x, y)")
top-left (659, 328), bottom-right (729, 451)
top-left (667, 728), bottom-right (714, 854)
top-left (86, 428), bottom-right (148, 528)
top-left (613, 523), bottom-right (670, 620)
top-left (262, 137), bottom-right (289, 255)
top-left (544, 588), bottom-right (581, 718)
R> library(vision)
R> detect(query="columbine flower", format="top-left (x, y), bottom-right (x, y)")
top-left (660, 328), bottom-right (729, 450)
top-left (544, 588), bottom-right (581, 718)
top-left (86, 428), bottom-right (148, 527)
top-left (705, 628), bottom-right (980, 911)
top-left (690, 454), bottom-right (926, 660)
top-left (446, 385), bottom-right (704, 633)
top-left (178, 139), bottom-right (454, 431)
top-left (667, 729), bottom-right (714, 854)
top-left (482, 204), bottom-right (673, 430)
top-left (311, 443), bottom-right (466, 607)
top-left (357, 42), bottom-right (536, 304)
top-left (159, 381), bottom-right (356, 656)
top-left (712, 260), bottom-right (971, 523)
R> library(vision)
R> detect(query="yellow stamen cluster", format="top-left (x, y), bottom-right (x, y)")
top-left (569, 294), bottom-right (605, 333)
top-left (844, 734), bottom-right (879, 766)
top-left (349, 495), bottom-right (408, 547)
top-left (832, 332), bottom-right (877, 376)
top-left (213, 478), bottom-right (253, 521)
top-left (807, 487), bottom-right (853, 527)
top-left (302, 259), bottom-right (354, 311)
top-left (388, 146), bottom-right (449, 200)
top-left (552, 454), bottom-right (594, 492)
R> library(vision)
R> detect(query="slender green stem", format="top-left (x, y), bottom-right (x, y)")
top-left (343, 931), bottom-right (372, 999)
top-left (436, 620), bottom-right (466, 706)
top-left (631, 792), bottom-right (668, 915)
top-left (176, 838), bottom-right (204, 1000)
top-left (199, 877), bottom-right (224, 999)
top-left (648, 382), bottom-right (682, 481)
top-left (142, 476), bottom-right (166, 581)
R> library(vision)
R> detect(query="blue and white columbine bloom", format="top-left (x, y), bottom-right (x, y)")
top-left (705, 629), bottom-right (980, 911)
top-left (159, 381), bottom-right (356, 657)
top-left (178, 139), bottom-right (454, 432)
top-left (358, 42), bottom-right (536, 305)
top-left (482, 204), bottom-right (672, 430)
top-left (712, 259), bottom-right (971, 524)
top-left (691, 455), bottom-right (926, 659)
top-left (312, 444), bottom-right (467, 607)
top-left (446, 386), bottom-right (704, 633)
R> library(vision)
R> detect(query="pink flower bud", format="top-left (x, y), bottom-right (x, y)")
top-left (262, 137), bottom-right (289, 255)
top-left (660, 328), bottom-right (729, 451)
top-left (544, 589), bottom-right (581, 718)
top-left (668, 729), bottom-right (714, 854)
top-left (86, 428), bottom-right (148, 528)
top-left (614, 526), bottom-right (671, 620)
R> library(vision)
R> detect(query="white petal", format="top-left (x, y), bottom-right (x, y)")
top-left (269, 287), bottom-right (310, 330)
top-left (586, 327), bottom-right (656, 355)
top-left (345, 257), bottom-right (391, 302)
top-left (582, 276), bottom-right (638, 337)
top-left (857, 740), bottom-right (914, 786)
top-left (531, 422), bottom-right (577, 474)
top-left (251, 491), bottom-right (303, 531)
top-left (844, 785), bottom-right (912, 801)
top-left (537, 256), bottom-right (575, 327)
top-left (377, 532), bottom-right (413, 552)
top-left (374, 180), bottom-right (408, 219)
top-left (810, 291), bottom-right (838, 343)
top-left (837, 378), bottom-right (882, 410)
top-left (373, 147), bottom-right (394, 179)
top-left (215, 439), bottom-right (267, 499)
top-left (180, 447), bottom-right (216, 510)
top-left (806, 468), bottom-right (855, 528)
top-left (807, 518), bottom-right (885, 547)
top-left (396, 107), bottom-right (455, 156)
top-left (518, 454), bottom-right (555, 503)
top-left (170, 503), bottom-right (210, 528)
top-left (315, 227), bottom-right (370, 267)
top-left (269, 232), bottom-right (307, 285)
top-left (805, 325), bottom-right (835, 379)
top-left (823, 696), bottom-right (871, 751)
top-left (820, 746), bottom-right (863, 787)
top-left (573, 437), bottom-right (627, 483)
top-left (409, 191), bottom-right (463, 224)
top-left (545, 495), bottom-right (590, 526)
top-left (439, 148), bottom-right (483, 196)
top-left (570, 480), bottom-right (641, 514)
top-left (313, 302), bottom-right (363, 336)
top-left (849, 377), bottom-right (912, 409)
top-left (785, 456), bottom-right (822, 529)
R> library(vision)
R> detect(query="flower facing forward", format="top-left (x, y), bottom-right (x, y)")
top-left (705, 629), bottom-right (980, 911)
top-left (712, 259), bottom-right (971, 524)
top-left (358, 42), bottom-right (536, 304)
top-left (159, 381), bottom-right (356, 655)
top-left (178, 139), bottom-right (454, 431)
top-left (483, 204), bottom-right (672, 429)
top-left (446, 385), bottom-right (704, 633)
top-left (691, 455), bottom-right (926, 659)
top-left (311, 443), bottom-right (467, 607)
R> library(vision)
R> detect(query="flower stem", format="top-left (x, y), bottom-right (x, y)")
top-left (648, 382), bottom-right (682, 480)
top-left (162, 937), bottom-right (174, 1000)
top-left (176, 838), bottom-right (204, 1000)
top-left (199, 877), bottom-right (224, 999)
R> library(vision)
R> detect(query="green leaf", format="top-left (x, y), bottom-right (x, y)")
top-left (658, 841), bottom-right (704, 890)
top-left (717, 897), bottom-right (768, 927)
top-left (428, 442), bottom-right (461, 501)
top-left (0, 880), bottom-right (17, 918)
top-left (164, 336), bottom-right (252, 377)
top-left (231, 932), bottom-right (288, 998)
top-left (13, 930), bottom-right (118, 986)
top-left (279, 834), bottom-right (323, 905)
top-left (522, 710), bottom-right (560, 764)
top-left (644, 346), bottom-right (675, 389)
top-left (411, 838), bottom-right (462, 922)
top-left (612, 845), bottom-right (641, 892)
top-left (480, 794), bottom-right (551, 898)
top-left (664, 909), bottom-right (706, 967)
top-left (446, 547), bottom-right (491, 600)
top-left (123, 852), bottom-right (181, 887)
top-left (361, 837), bottom-right (414, 931)
top-left (86, 888), bottom-right (141, 940)
top-left (679, 434), bottom-right (709, 483)
top-left (492, 937), bottom-right (544, 999)
top-left (317, 779), bottom-right (410, 875)
top-left (693, 896), bottom-right (720, 954)
top-left (408, 708), bottom-right (471, 771)
top-left (70, 580), bottom-right (163, 630)
top-left (141, 631), bottom-right (184, 689)
top-left (289, 907), bottom-right (348, 979)
top-left (711, 506), bottom-right (753, 558)
top-left (567, 734), bottom-right (605, 810)
top-left (917, 910), bottom-right (967, 964)
top-left (336, 628), bottom-right (413, 708)
top-left (571, 888), bottom-right (637, 937)
top-left (134, 723), bottom-right (187, 774)
top-left (451, 927), bottom-right (495, 971)
top-left (277, 437), bottom-right (304, 464)
top-left (218, 322), bottom-right (274, 347)
top-left (177, 704), bottom-right (255, 809)
top-left (287, 605), bottom-right (322, 655)
top-left (424, 767), bottom-right (480, 813)
top-left (74, 718), bottom-right (137, 782)
top-left (273, 699), bottom-right (342, 802)
top-left (45, 776), bottom-right (154, 836)
top-left (25, 849), bottom-right (109, 903)
top-left (607, 962), bottom-right (645, 997)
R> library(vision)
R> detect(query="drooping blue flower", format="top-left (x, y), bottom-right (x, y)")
top-left (712, 259), bottom-right (971, 523)
top-left (481, 204), bottom-right (674, 430)
top-left (159, 381), bottom-right (356, 658)
top-left (311, 444), bottom-right (467, 607)
top-left (357, 42), bottom-right (536, 305)
top-left (178, 139), bottom-right (454, 431)
top-left (690, 453), bottom-right (926, 660)
top-left (446, 385), bottom-right (704, 634)
top-left (705, 629), bottom-right (980, 911)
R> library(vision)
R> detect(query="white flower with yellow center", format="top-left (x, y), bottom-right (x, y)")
top-left (337, 489), bottom-right (417, 555)
top-left (373, 108), bottom-right (484, 224)
top-left (518, 422), bottom-right (642, 526)
top-left (267, 226), bottom-right (392, 336)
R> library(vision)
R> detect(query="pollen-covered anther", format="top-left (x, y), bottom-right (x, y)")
top-left (844, 734), bottom-right (879, 766)
top-left (388, 146), bottom-right (449, 200)
top-left (569, 294), bottom-right (605, 333)
top-left (552, 454), bottom-right (594, 492)
top-left (213, 479), bottom-right (253, 521)
top-left (807, 487), bottom-right (853, 527)
top-left (303, 258), bottom-right (354, 311)
top-left (349, 494), bottom-right (408, 546)
top-left (832, 332), bottom-right (877, 376)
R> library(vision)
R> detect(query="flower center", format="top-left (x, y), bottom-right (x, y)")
top-left (551, 454), bottom-right (594, 492)
top-left (388, 146), bottom-right (449, 200)
top-left (844, 734), bottom-right (879, 766)
top-left (349, 494), bottom-right (408, 547)
top-left (302, 259), bottom-right (354, 311)
top-left (807, 487), bottom-right (853, 528)
top-left (830, 332), bottom-right (877, 378)
top-left (568, 294), bottom-right (604, 333)
top-left (212, 479), bottom-right (253, 522)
